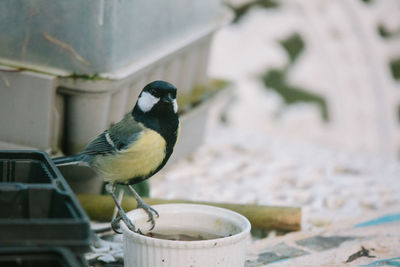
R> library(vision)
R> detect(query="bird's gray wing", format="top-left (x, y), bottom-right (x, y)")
top-left (82, 114), bottom-right (144, 155)
top-left (81, 131), bottom-right (118, 155)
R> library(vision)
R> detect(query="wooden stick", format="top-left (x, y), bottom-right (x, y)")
top-left (76, 194), bottom-right (301, 231)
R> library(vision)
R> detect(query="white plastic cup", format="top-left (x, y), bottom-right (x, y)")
top-left (121, 204), bottom-right (251, 267)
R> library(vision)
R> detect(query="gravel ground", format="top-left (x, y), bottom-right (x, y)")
top-left (151, 6), bottom-right (400, 231)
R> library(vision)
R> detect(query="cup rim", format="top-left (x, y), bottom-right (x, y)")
top-left (121, 203), bottom-right (251, 248)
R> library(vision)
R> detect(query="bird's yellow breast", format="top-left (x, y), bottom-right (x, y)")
top-left (92, 129), bottom-right (166, 182)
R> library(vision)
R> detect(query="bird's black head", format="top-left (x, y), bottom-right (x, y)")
top-left (135, 80), bottom-right (178, 114)
top-left (132, 81), bottom-right (179, 173)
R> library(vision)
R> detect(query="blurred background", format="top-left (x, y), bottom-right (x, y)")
top-left (1, 0), bottom-right (400, 265)
top-left (151, 0), bottom-right (400, 231)
top-left (1, 0), bottom-right (400, 235)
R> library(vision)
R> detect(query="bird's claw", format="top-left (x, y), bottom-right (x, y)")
top-left (137, 202), bottom-right (159, 230)
top-left (111, 214), bottom-right (141, 234)
top-left (111, 216), bottom-right (123, 234)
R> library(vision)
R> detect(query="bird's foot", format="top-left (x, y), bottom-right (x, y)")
top-left (111, 216), bottom-right (123, 234)
top-left (127, 184), bottom-right (159, 231)
top-left (111, 214), bottom-right (142, 234)
top-left (137, 201), bottom-right (159, 231)
top-left (105, 183), bottom-right (141, 234)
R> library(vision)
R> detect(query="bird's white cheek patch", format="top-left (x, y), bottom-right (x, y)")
top-left (138, 91), bottom-right (160, 112)
top-left (173, 99), bottom-right (178, 113)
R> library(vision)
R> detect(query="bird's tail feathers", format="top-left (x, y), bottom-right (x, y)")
top-left (52, 154), bottom-right (88, 167)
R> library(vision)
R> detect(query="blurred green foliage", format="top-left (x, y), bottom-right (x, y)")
top-left (377, 24), bottom-right (400, 39)
top-left (178, 79), bottom-right (228, 114)
top-left (280, 33), bottom-right (305, 63)
top-left (390, 58), bottom-right (400, 80)
top-left (262, 69), bottom-right (329, 121)
top-left (360, 0), bottom-right (373, 4)
top-left (262, 33), bottom-right (329, 121)
top-left (226, 0), bottom-right (279, 23)
top-left (398, 105), bottom-right (400, 124)
top-left (378, 25), bottom-right (392, 39)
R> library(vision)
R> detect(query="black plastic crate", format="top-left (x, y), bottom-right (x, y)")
top-left (0, 151), bottom-right (91, 253)
top-left (0, 247), bottom-right (87, 267)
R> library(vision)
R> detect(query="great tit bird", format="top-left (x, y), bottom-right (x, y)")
top-left (53, 80), bottom-right (179, 233)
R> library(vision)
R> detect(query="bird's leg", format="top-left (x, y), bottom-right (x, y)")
top-left (111, 189), bottom-right (124, 222)
top-left (128, 184), bottom-right (159, 230)
top-left (105, 183), bottom-right (138, 234)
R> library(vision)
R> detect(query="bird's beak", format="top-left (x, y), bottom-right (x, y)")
top-left (161, 93), bottom-right (174, 104)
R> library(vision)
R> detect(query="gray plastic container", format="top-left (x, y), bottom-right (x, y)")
top-left (0, 5), bottom-right (231, 156)
top-left (0, 0), bottom-right (220, 74)
top-left (0, 28), bottom-right (219, 153)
